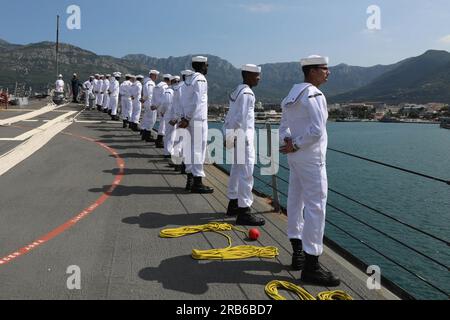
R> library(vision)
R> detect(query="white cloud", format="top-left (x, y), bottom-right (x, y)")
top-left (240, 3), bottom-right (275, 13)
top-left (438, 34), bottom-right (450, 44)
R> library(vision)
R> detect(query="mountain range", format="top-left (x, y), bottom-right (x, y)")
top-left (1, 38), bottom-right (449, 104)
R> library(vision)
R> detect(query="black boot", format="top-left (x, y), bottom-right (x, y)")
top-left (301, 254), bottom-right (341, 287)
top-left (123, 120), bottom-right (128, 129)
top-left (191, 177), bottom-right (214, 194)
top-left (226, 199), bottom-right (239, 216)
top-left (185, 173), bottom-right (194, 191)
top-left (290, 239), bottom-right (305, 271)
top-left (108, 110), bottom-right (112, 115)
top-left (236, 207), bottom-right (265, 226)
top-left (180, 162), bottom-right (186, 174)
top-left (156, 135), bottom-right (164, 148)
top-left (141, 130), bottom-right (148, 141)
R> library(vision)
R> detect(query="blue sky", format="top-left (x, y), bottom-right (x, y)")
top-left (1, 0), bottom-right (449, 67)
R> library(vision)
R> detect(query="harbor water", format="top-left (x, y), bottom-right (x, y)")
top-left (209, 121), bottom-right (450, 300)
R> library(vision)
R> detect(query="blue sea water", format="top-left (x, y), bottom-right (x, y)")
top-left (209, 121), bottom-right (450, 300)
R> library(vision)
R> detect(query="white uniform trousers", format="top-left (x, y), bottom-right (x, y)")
top-left (121, 97), bottom-right (132, 120)
top-left (158, 114), bottom-right (166, 136)
top-left (110, 96), bottom-right (119, 116)
top-left (163, 120), bottom-right (177, 156)
top-left (96, 93), bottom-right (104, 106)
top-left (131, 100), bottom-right (142, 124)
top-left (287, 157), bottom-right (328, 256)
top-left (227, 143), bottom-right (255, 208)
top-left (84, 90), bottom-right (90, 107)
top-left (186, 120), bottom-right (208, 178)
top-left (103, 94), bottom-right (110, 110)
top-left (141, 105), bottom-right (157, 130)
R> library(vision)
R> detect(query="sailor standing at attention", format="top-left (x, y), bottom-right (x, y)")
top-left (55, 74), bottom-right (65, 94)
top-left (224, 64), bottom-right (265, 226)
top-left (82, 76), bottom-right (95, 109)
top-left (141, 70), bottom-right (160, 142)
top-left (279, 55), bottom-right (340, 287)
top-left (102, 74), bottom-right (111, 113)
top-left (120, 74), bottom-right (132, 128)
top-left (108, 72), bottom-right (121, 121)
top-left (152, 74), bottom-right (171, 148)
top-left (96, 75), bottom-right (105, 111)
top-left (161, 76), bottom-right (179, 158)
top-left (178, 56), bottom-right (214, 194)
top-left (130, 75), bottom-right (144, 132)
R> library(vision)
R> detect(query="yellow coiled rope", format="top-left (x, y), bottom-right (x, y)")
top-left (159, 222), bottom-right (279, 260)
top-left (265, 280), bottom-right (353, 300)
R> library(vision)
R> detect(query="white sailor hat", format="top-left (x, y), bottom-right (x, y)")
top-left (136, 75), bottom-right (144, 80)
top-left (149, 70), bottom-right (160, 75)
top-left (113, 72), bottom-right (122, 77)
top-left (100, 75), bottom-right (105, 78)
top-left (130, 74), bottom-right (136, 78)
top-left (172, 76), bottom-right (181, 81)
top-left (89, 75), bottom-right (95, 79)
top-left (58, 74), bottom-right (63, 78)
top-left (300, 55), bottom-right (329, 66)
top-left (181, 69), bottom-right (195, 76)
top-left (94, 74), bottom-right (100, 77)
top-left (106, 74), bottom-right (111, 77)
top-left (192, 56), bottom-right (208, 63)
top-left (163, 74), bottom-right (172, 79)
top-left (241, 64), bottom-right (261, 73)
top-left (125, 74), bottom-right (132, 78)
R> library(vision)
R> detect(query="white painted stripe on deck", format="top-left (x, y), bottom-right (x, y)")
top-left (0, 103), bottom-right (68, 126)
top-left (74, 120), bottom-right (120, 124)
top-left (0, 111), bottom-right (76, 141)
top-left (0, 120), bottom-right (73, 176)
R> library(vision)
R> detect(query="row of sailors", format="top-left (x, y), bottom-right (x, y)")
top-left (81, 54), bottom-right (340, 288)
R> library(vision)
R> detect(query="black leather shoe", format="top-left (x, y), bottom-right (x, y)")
top-left (226, 199), bottom-right (239, 216)
top-left (123, 120), bottom-right (128, 129)
top-left (185, 174), bottom-right (194, 191)
top-left (301, 267), bottom-right (341, 287)
top-left (191, 177), bottom-right (214, 194)
top-left (290, 239), bottom-right (305, 271)
top-left (236, 208), bottom-right (266, 226)
top-left (180, 163), bottom-right (186, 174)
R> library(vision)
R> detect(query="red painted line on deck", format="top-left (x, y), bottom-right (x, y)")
top-left (0, 132), bottom-right (125, 266)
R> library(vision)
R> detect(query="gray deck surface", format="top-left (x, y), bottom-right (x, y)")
top-left (0, 102), bottom-right (400, 300)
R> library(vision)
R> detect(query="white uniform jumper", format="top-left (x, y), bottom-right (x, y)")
top-left (130, 81), bottom-right (143, 124)
top-left (141, 79), bottom-right (157, 131)
top-left (55, 80), bottom-right (65, 93)
top-left (279, 83), bottom-right (329, 257)
top-left (183, 73), bottom-right (208, 178)
top-left (224, 84), bottom-right (256, 209)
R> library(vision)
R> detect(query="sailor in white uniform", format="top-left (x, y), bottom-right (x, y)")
top-left (161, 76), bottom-right (179, 158)
top-left (171, 70), bottom-right (194, 172)
top-left (55, 75), bottom-right (65, 93)
top-left (223, 64), bottom-right (265, 226)
top-left (82, 76), bottom-right (95, 109)
top-left (178, 56), bottom-right (214, 194)
top-left (141, 70), bottom-right (160, 142)
top-left (279, 55), bottom-right (340, 287)
top-left (120, 74), bottom-right (132, 128)
top-left (108, 72), bottom-right (121, 121)
top-left (152, 74), bottom-right (171, 148)
top-left (95, 75), bottom-right (105, 111)
top-left (102, 74), bottom-right (111, 113)
top-left (130, 75), bottom-right (144, 131)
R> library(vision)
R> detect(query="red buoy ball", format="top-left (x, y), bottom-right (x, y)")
top-left (249, 228), bottom-right (260, 241)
